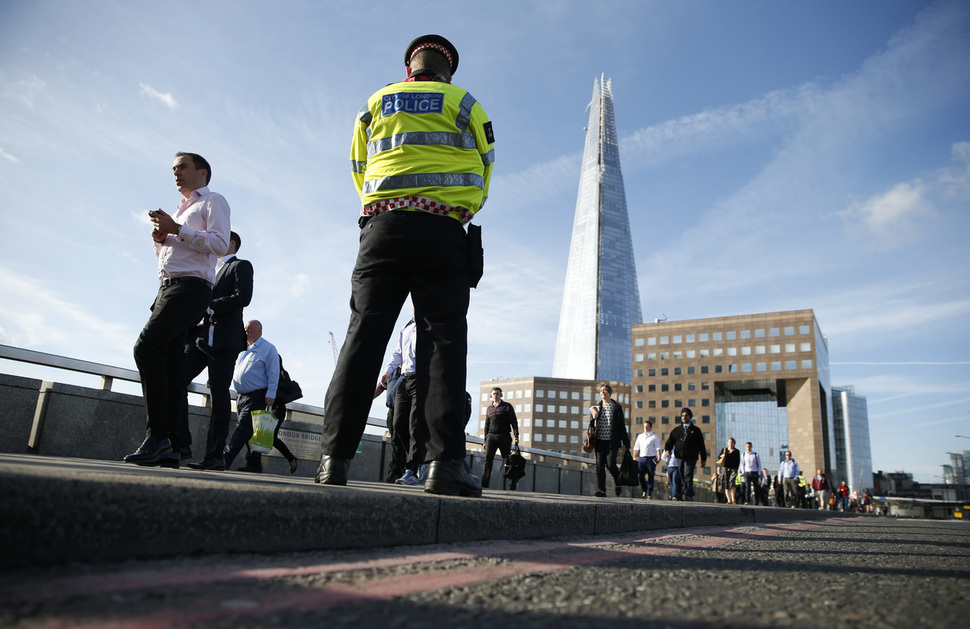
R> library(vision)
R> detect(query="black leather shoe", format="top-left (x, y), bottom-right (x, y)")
top-left (595, 490), bottom-right (607, 497)
top-left (424, 459), bottom-right (482, 497)
top-left (179, 446), bottom-right (192, 461)
top-left (289, 459), bottom-right (299, 475)
top-left (615, 486), bottom-right (623, 497)
top-left (123, 436), bottom-right (179, 468)
top-left (237, 465), bottom-right (262, 473)
top-left (186, 458), bottom-right (225, 471)
top-left (315, 455), bottom-right (350, 485)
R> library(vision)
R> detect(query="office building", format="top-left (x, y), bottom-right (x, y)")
top-left (832, 385), bottom-right (874, 492)
top-left (630, 310), bottom-right (835, 478)
top-left (552, 75), bottom-right (642, 383)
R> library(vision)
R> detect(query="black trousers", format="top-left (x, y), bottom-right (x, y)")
top-left (133, 280), bottom-right (211, 442)
top-left (594, 439), bottom-right (620, 493)
top-left (177, 342), bottom-right (239, 461)
top-left (391, 375), bottom-right (427, 473)
top-left (481, 432), bottom-right (512, 488)
top-left (321, 211), bottom-right (469, 462)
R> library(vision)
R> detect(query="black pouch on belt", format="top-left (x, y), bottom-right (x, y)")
top-left (466, 223), bottom-right (484, 288)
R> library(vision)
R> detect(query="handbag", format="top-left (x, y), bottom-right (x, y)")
top-left (716, 447), bottom-right (727, 468)
top-left (583, 431), bottom-right (594, 453)
top-left (274, 355), bottom-right (303, 406)
top-left (501, 445), bottom-right (526, 482)
top-left (248, 408), bottom-right (279, 454)
top-left (617, 449), bottom-right (638, 486)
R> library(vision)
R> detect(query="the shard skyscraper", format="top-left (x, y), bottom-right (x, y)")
top-left (552, 75), bottom-right (642, 383)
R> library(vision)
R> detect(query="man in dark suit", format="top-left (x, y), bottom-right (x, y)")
top-left (180, 231), bottom-right (254, 470)
top-left (663, 407), bottom-right (708, 501)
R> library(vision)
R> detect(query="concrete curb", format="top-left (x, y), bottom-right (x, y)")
top-left (0, 454), bottom-right (845, 568)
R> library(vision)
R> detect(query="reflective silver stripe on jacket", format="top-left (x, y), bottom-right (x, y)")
top-left (362, 172), bottom-right (485, 195)
top-left (367, 131), bottom-right (478, 158)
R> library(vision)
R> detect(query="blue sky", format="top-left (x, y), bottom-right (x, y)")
top-left (1, 0), bottom-right (968, 483)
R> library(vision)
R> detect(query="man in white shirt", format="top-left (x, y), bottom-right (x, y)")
top-left (125, 152), bottom-right (230, 468)
top-left (778, 450), bottom-right (801, 508)
top-left (739, 442), bottom-right (764, 505)
top-left (633, 420), bottom-right (661, 499)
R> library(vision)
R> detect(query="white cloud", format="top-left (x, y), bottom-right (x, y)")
top-left (1, 74), bottom-right (46, 108)
top-left (841, 181), bottom-right (933, 246)
top-left (0, 146), bottom-right (18, 163)
top-left (139, 83), bottom-right (178, 109)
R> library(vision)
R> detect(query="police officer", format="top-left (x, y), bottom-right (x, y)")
top-left (316, 35), bottom-right (495, 497)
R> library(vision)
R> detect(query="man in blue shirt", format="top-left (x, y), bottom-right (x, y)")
top-left (223, 320), bottom-right (279, 470)
top-left (778, 450), bottom-right (800, 508)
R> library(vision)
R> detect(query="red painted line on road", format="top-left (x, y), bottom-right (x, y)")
top-left (5, 522), bottom-right (823, 628)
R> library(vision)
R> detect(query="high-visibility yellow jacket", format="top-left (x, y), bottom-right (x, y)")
top-left (350, 79), bottom-right (494, 224)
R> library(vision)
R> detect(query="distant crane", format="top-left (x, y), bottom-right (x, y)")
top-left (328, 332), bottom-right (339, 366)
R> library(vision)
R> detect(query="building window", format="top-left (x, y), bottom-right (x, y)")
top-left (649, 400), bottom-right (657, 408)
top-left (726, 331), bottom-right (736, 340)
top-left (648, 384), bottom-right (656, 392)
top-left (673, 351), bottom-right (683, 359)
top-left (674, 399), bottom-right (682, 408)
top-left (771, 361), bottom-right (782, 370)
top-left (535, 404), bottom-right (544, 412)
top-left (756, 362), bottom-right (767, 372)
top-left (661, 368), bottom-right (669, 376)
top-left (755, 329), bottom-right (765, 338)
top-left (522, 418), bottom-right (530, 427)
top-left (648, 352), bottom-right (657, 361)
top-left (661, 384), bottom-right (669, 392)
top-left (558, 435), bottom-right (566, 443)
top-left (674, 383), bottom-right (682, 391)
top-left (713, 332), bottom-right (722, 341)
top-left (701, 399), bottom-right (710, 407)
top-left (635, 369), bottom-right (643, 378)
top-left (800, 342), bottom-right (811, 351)
top-left (741, 346), bottom-right (752, 356)
top-left (700, 349), bottom-right (710, 357)
top-left (741, 330), bottom-right (751, 339)
top-left (688, 398), bottom-right (696, 407)
top-left (785, 343), bottom-right (796, 353)
top-left (770, 344), bottom-right (781, 353)
top-left (648, 337), bottom-right (657, 345)
top-left (701, 382), bottom-right (710, 390)
top-left (800, 325), bottom-right (810, 334)
top-left (558, 405), bottom-right (567, 413)
top-left (770, 328), bottom-right (780, 337)
top-left (662, 417), bottom-right (670, 424)
top-left (570, 406), bottom-right (579, 415)
top-left (701, 415), bottom-right (711, 423)
top-left (784, 326), bottom-right (795, 335)
top-left (729, 364), bottom-right (738, 373)
top-left (635, 384), bottom-right (643, 393)
top-left (686, 334), bottom-right (695, 343)
top-left (699, 333), bottom-right (709, 342)
top-left (742, 363), bottom-right (752, 372)
top-left (535, 419), bottom-right (543, 427)
top-left (536, 390), bottom-right (545, 397)
top-left (661, 336), bottom-right (669, 344)
top-left (673, 335), bottom-right (682, 343)
top-left (534, 434), bottom-right (542, 442)
top-left (660, 352), bottom-right (669, 360)
top-left (756, 345), bottom-right (766, 354)
top-left (701, 366), bottom-right (709, 374)
top-left (686, 350), bottom-right (696, 358)
top-left (661, 400), bottom-right (669, 408)
top-left (560, 391), bottom-right (568, 399)
top-left (569, 435), bottom-right (579, 444)
top-left (515, 405), bottom-right (522, 412)
top-left (648, 369), bottom-right (656, 377)
top-left (802, 359), bottom-right (813, 369)
top-left (635, 417), bottom-right (643, 425)
top-left (714, 365), bottom-right (723, 373)
top-left (674, 367), bottom-right (682, 376)
top-left (559, 420), bottom-right (567, 429)
top-left (727, 347), bottom-right (737, 356)
top-left (635, 337), bottom-right (644, 346)
top-left (787, 360), bottom-right (797, 369)
top-left (571, 392), bottom-right (580, 400)
top-left (524, 404), bottom-right (531, 412)
top-left (635, 400), bottom-right (643, 409)
top-left (687, 366), bottom-right (695, 375)
top-left (635, 353), bottom-right (644, 362)
top-left (687, 383), bottom-right (696, 391)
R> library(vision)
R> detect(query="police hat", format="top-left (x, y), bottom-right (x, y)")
top-left (405, 34), bottom-right (459, 75)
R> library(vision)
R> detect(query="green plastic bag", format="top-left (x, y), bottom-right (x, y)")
top-left (248, 409), bottom-right (278, 454)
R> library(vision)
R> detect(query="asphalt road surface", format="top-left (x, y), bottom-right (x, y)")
top-left (1, 517), bottom-right (967, 628)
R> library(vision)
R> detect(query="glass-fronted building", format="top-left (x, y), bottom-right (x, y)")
top-left (552, 75), bottom-right (641, 383)
top-left (832, 385), bottom-right (873, 492)
top-left (630, 310), bottom-right (836, 478)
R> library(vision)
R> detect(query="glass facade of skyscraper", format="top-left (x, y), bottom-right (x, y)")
top-left (553, 75), bottom-right (641, 383)
top-left (832, 386), bottom-right (874, 492)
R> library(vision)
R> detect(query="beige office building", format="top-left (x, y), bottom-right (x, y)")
top-left (477, 378), bottom-right (631, 457)
top-left (630, 309), bottom-right (834, 478)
